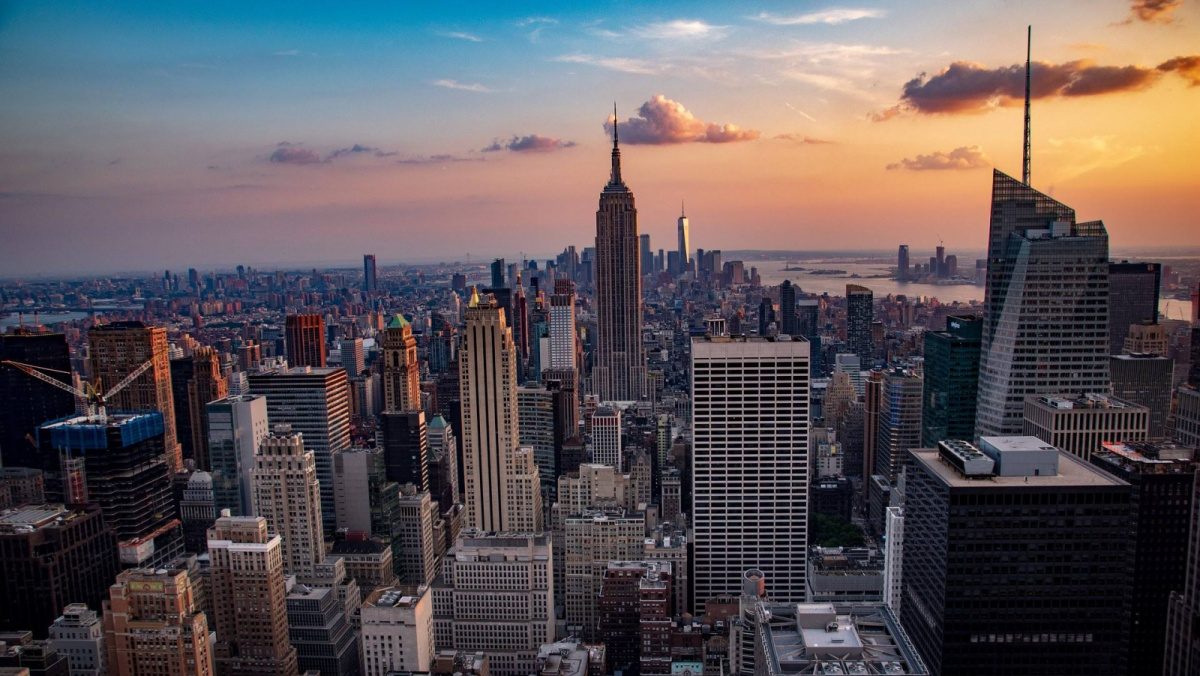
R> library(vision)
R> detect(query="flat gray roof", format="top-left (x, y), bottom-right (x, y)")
top-left (910, 447), bottom-right (1127, 489)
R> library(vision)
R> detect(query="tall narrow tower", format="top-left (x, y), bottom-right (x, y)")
top-left (594, 106), bottom-right (646, 402)
top-left (677, 202), bottom-right (691, 276)
top-left (381, 314), bottom-right (420, 412)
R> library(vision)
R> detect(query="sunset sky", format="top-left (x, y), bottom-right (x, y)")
top-left (1, 1), bottom-right (1198, 275)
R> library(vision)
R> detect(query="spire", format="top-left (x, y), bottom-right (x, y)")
top-left (468, 286), bottom-right (481, 308)
top-left (681, 200), bottom-right (686, 218)
top-left (609, 102), bottom-right (623, 187)
top-left (1022, 25), bottom-right (1032, 186)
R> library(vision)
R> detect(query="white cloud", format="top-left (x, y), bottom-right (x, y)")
top-left (553, 54), bottom-right (662, 75)
top-left (632, 19), bottom-right (729, 40)
top-left (436, 31), bottom-right (482, 43)
top-left (752, 8), bottom-right (886, 26)
top-left (431, 79), bottom-right (493, 93)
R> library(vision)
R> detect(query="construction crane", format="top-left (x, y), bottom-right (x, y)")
top-left (1, 357), bottom-right (156, 420)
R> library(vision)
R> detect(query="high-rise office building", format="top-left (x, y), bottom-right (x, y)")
top-left (395, 484), bottom-right (438, 587)
top-left (639, 233), bottom-right (653, 280)
top-left (677, 204), bottom-right (691, 275)
top-left (102, 567), bottom-right (214, 676)
top-left (380, 410), bottom-right (430, 491)
top-left (846, 285), bottom-right (874, 367)
top-left (427, 415), bottom-right (459, 512)
top-left (897, 245), bottom-right (910, 281)
top-left (206, 394), bottom-right (269, 516)
top-left (382, 314), bottom-right (420, 412)
top-left (902, 439), bottom-right (1131, 675)
top-left (0, 504), bottom-right (118, 638)
top-left (0, 330), bottom-right (75, 471)
top-left (1091, 441), bottom-right (1197, 676)
top-left (976, 171), bottom-right (1110, 437)
top-left (490, 258), bottom-right (506, 290)
top-left (691, 336), bottom-right (809, 612)
top-left (1166, 469), bottom-right (1200, 674)
top-left (207, 514), bottom-right (297, 676)
top-left (593, 115), bottom-right (646, 402)
top-left (779, 280), bottom-right (798, 336)
top-left (875, 368), bottom-right (923, 483)
top-left (1179, 387), bottom-right (1200, 448)
top-left (285, 313), bottom-right (327, 368)
top-left (1123, 321), bottom-right (1168, 356)
top-left (1108, 261), bottom-right (1160, 354)
top-left (363, 253), bottom-right (378, 294)
top-left (1110, 353), bottom-right (1173, 439)
top-left (563, 509), bottom-right (646, 639)
top-left (340, 337), bottom-right (365, 377)
top-left (459, 290), bottom-right (542, 533)
top-left (548, 280), bottom-right (577, 371)
top-left (179, 471), bottom-right (217, 554)
top-left (88, 321), bottom-right (183, 472)
top-left (596, 561), bottom-right (672, 674)
top-left (39, 412), bottom-right (182, 569)
top-left (1022, 393), bottom-right (1149, 460)
top-left (252, 427), bottom-right (325, 578)
top-left (361, 587), bottom-right (434, 676)
top-left (863, 369), bottom-right (884, 483)
top-left (249, 366), bottom-right (351, 533)
top-left (883, 506), bottom-right (904, 614)
top-left (517, 385), bottom-right (555, 494)
top-left (285, 583), bottom-right (358, 676)
top-left (432, 533), bottom-right (555, 676)
top-left (921, 315), bottom-right (982, 446)
top-left (48, 604), bottom-right (105, 676)
top-left (590, 406), bottom-right (622, 471)
top-left (184, 347), bottom-right (227, 469)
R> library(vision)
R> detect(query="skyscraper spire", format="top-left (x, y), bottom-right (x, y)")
top-left (681, 200), bottom-right (686, 218)
top-left (1022, 25), bottom-right (1032, 185)
top-left (609, 102), bottom-right (623, 187)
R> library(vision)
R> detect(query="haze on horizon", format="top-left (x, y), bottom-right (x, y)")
top-left (1, 1), bottom-right (1198, 276)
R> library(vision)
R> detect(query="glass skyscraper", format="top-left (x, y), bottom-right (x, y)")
top-left (922, 315), bottom-right (982, 446)
top-left (975, 170), bottom-right (1110, 438)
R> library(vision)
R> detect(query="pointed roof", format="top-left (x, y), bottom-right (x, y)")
top-left (468, 286), bottom-right (482, 308)
top-left (428, 414), bottom-right (448, 430)
top-left (606, 102), bottom-right (626, 191)
top-left (387, 313), bottom-right (409, 329)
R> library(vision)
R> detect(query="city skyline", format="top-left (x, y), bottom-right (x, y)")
top-left (2, 1), bottom-right (1199, 276)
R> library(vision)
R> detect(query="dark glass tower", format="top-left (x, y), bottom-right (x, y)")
top-left (285, 313), bottom-right (327, 368)
top-left (846, 284), bottom-right (874, 366)
top-left (380, 410), bottom-right (430, 491)
top-left (0, 331), bottom-right (75, 470)
top-left (779, 280), bottom-right (798, 336)
top-left (903, 440), bottom-right (1131, 675)
top-left (1107, 261), bottom-right (1160, 353)
top-left (593, 110), bottom-right (645, 401)
top-left (921, 315), bottom-right (982, 446)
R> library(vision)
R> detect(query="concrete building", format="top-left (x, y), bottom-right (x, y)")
top-left (361, 587), bottom-right (434, 676)
top-left (589, 406), bottom-right (622, 471)
top-left (206, 515), bottom-right (298, 676)
top-left (431, 533), bottom-right (554, 676)
top-left (517, 385), bottom-right (556, 494)
top-left (0, 504), bottom-right (118, 639)
top-left (102, 567), bottom-right (214, 676)
top-left (249, 366), bottom-right (351, 533)
top-left (87, 321), bottom-right (183, 472)
top-left (1108, 261), bottom-right (1160, 354)
top-left (459, 291), bottom-right (542, 533)
top-left (744, 602), bottom-right (928, 676)
top-left (206, 395), bottom-right (269, 516)
top-left (548, 280), bottom-right (577, 371)
top-left (976, 172), bottom-right (1111, 437)
top-left (643, 529), bottom-right (690, 617)
top-left (395, 484), bottom-right (438, 588)
top-left (0, 631), bottom-right (72, 676)
top-left (563, 509), bottom-right (646, 639)
top-left (179, 471), bottom-right (217, 553)
top-left (252, 426), bottom-right (324, 578)
top-left (47, 605), bottom-right (104, 676)
top-left (883, 506), bottom-right (904, 615)
top-left (902, 439), bottom-right (1131, 675)
top-left (691, 336), bottom-right (810, 611)
top-left (340, 337), bottom-right (365, 378)
top-left (0, 467), bottom-right (45, 510)
top-left (875, 367), bottom-right (923, 484)
top-left (329, 538), bottom-right (398, 598)
top-left (596, 561), bottom-right (671, 674)
top-left (1179, 386), bottom-right (1200, 448)
top-left (1022, 393), bottom-right (1149, 460)
top-left (1123, 321), bottom-right (1169, 356)
top-left (805, 547), bottom-right (884, 604)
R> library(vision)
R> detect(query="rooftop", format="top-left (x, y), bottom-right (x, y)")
top-left (1031, 393), bottom-right (1141, 410)
top-left (911, 445), bottom-right (1126, 489)
top-left (0, 504), bottom-right (73, 531)
top-left (753, 602), bottom-right (928, 675)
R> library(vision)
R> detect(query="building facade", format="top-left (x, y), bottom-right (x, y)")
top-left (921, 315), bottom-right (982, 446)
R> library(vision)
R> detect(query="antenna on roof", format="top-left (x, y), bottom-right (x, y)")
top-left (1022, 25), bottom-right (1032, 185)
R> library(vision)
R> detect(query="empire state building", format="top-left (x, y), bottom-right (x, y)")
top-left (593, 110), bottom-right (646, 402)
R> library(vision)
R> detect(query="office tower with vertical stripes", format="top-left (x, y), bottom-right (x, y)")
top-left (691, 335), bottom-right (809, 612)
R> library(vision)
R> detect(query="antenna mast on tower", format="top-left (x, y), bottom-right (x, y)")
top-left (1022, 25), bottom-right (1032, 185)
